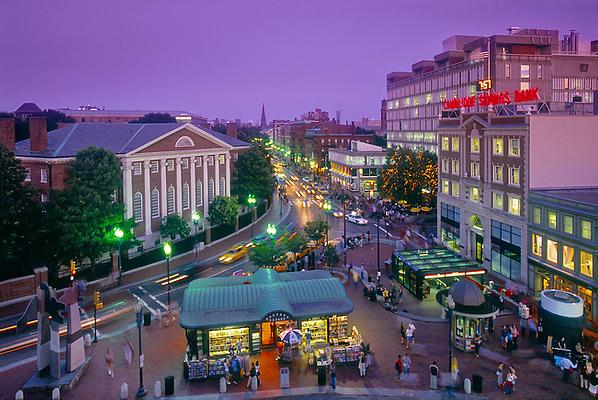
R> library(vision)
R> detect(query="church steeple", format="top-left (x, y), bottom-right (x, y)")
top-left (260, 103), bottom-right (267, 130)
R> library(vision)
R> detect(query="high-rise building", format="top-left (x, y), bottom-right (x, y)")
top-left (386, 28), bottom-right (598, 152)
top-left (301, 108), bottom-right (330, 122)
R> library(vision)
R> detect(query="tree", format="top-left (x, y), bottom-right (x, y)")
top-left (129, 113), bottom-right (176, 123)
top-left (304, 219), bottom-right (329, 244)
top-left (249, 239), bottom-right (286, 268)
top-left (44, 109), bottom-right (76, 131)
top-left (207, 196), bottom-right (239, 226)
top-left (231, 144), bottom-right (275, 201)
top-left (373, 134), bottom-right (387, 148)
top-left (0, 145), bottom-right (44, 278)
top-left (378, 146), bottom-right (438, 205)
top-left (160, 214), bottom-right (191, 240)
top-left (322, 244), bottom-right (339, 267)
top-left (284, 231), bottom-right (308, 262)
top-left (237, 127), bottom-right (264, 142)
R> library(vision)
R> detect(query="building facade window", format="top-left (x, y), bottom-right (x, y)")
top-left (219, 177), bottom-right (225, 195)
top-left (195, 181), bottom-right (203, 207)
top-left (508, 195), bottom-right (521, 216)
top-left (471, 161), bottom-right (480, 178)
top-left (493, 138), bottom-right (504, 155)
top-left (532, 207), bottom-right (541, 224)
top-left (441, 158), bottom-right (449, 173)
top-left (441, 136), bottom-right (449, 151)
top-left (182, 183), bottom-right (190, 210)
top-left (151, 188), bottom-right (160, 218)
top-left (442, 179), bottom-right (449, 194)
top-left (508, 166), bottom-right (520, 186)
top-left (451, 159), bottom-right (459, 175)
top-left (563, 215), bottom-right (573, 235)
top-left (547, 210), bottom-right (557, 230)
top-left (133, 162), bottom-right (142, 176)
top-left (451, 137), bottom-right (459, 152)
top-left (470, 187), bottom-right (480, 202)
top-left (562, 245), bottom-right (575, 270)
top-left (521, 64), bottom-right (530, 79)
top-left (166, 159), bottom-right (175, 172)
top-left (531, 234), bottom-right (543, 256)
top-left (150, 161), bottom-right (159, 174)
top-left (181, 158), bottom-right (189, 169)
top-left (218, 155), bottom-right (225, 165)
top-left (505, 64), bottom-right (511, 79)
top-left (451, 181), bottom-right (460, 197)
top-left (208, 178), bottom-right (215, 203)
top-left (508, 138), bottom-right (520, 157)
top-left (580, 251), bottom-right (593, 277)
top-left (493, 164), bottom-right (503, 183)
top-left (491, 220), bottom-right (521, 281)
top-left (40, 193), bottom-right (48, 203)
top-left (24, 168), bottom-right (31, 181)
top-left (581, 219), bottom-right (592, 240)
top-left (493, 192), bottom-right (503, 210)
top-left (470, 137), bottom-right (480, 153)
top-left (133, 192), bottom-right (143, 222)
top-left (546, 239), bottom-right (558, 263)
top-left (537, 65), bottom-right (543, 79)
top-left (208, 156), bottom-right (214, 166)
top-left (40, 168), bottom-right (48, 183)
top-left (167, 185), bottom-right (175, 214)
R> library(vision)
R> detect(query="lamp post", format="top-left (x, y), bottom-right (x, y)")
top-left (135, 302), bottom-right (147, 397)
top-left (447, 294), bottom-right (456, 378)
top-left (338, 194), bottom-right (349, 266)
top-left (192, 211), bottom-right (201, 260)
top-left (163, 242), bottom-right (172, 312)
top-left (247, 194), bottom-right (257, 238)
top-left (323, 200), bottom-right (332, 245)
top-left (114, 228), bottom-right (124, 285)
top-left (370, 209), bottom-right (384, 287)
top-left (266, 223), bottom-right (277, 238)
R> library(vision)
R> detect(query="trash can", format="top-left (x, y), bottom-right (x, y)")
top-left (317, 366), bottom-right (326, 386)
top-left (280, 367), bottom-right (289, 389)
top-left (472, 374), bottom-right (483, 393)
top-left (164, 375), bottom-right (175, 396)
top-left (143, 311), bottom-right (151, 326)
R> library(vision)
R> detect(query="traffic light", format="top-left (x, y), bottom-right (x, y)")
top-left (93, 291), bottom-right (103, 309)
top-left (69, 260), bottom-right (77, 279)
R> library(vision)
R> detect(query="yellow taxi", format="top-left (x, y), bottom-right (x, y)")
top-left (218, 244), bottom-right (248, 264)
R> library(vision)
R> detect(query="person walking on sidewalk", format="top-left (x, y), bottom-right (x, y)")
top-left (352, 269), bottom-right (359, 289)
top-left (474, 338), bottom-right (482, 358)
top-left (400, 322), bottom-right (406, 347)
top-left (122, 335), bottom-right (134, 368)
top-left (329, 360), bottom-right (337, 389)
top-left (394, 355), bottom-right (403, 380)
top-left (255, 360), bottom-right (261, 387)
top-left (358, 352), bottom-right (367, 377)
top-left (403, 354), bottom-right (411, 377)
top-left (429, 361), bottom-right (439, 389)
top-left (406, 322), bottom-right (416, 349)
top-left (496, 363), bottom-right (505, 389)
top-left (105, 347), bottom-right (114, 378)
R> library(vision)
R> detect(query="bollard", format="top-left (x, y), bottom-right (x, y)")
top-left (219, 377), bottom-right (227, 393)
top-left (15, 390), bottom-right (24, 400)
top-left (464, 377), bottom-right (471, 394)
top-left (84, 333), bottom-right (92, 347)
top-left (120, 383), bottom-right (128, 400)
top-left (154, 380), bottom-right (162, 398)
top-left (51, 387), bottom-right (60, 400)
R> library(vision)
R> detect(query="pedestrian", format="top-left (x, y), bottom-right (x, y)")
top-left (580, 361), bottom-right (591, 390)
top-left (224, 360), bottom-right (231, 385)
top-left (474, 338), bottom-right (481, 358)
top-left (122, 335), bottom-right (134, 367)
top-left (398, 288), bottom-right (404, 304)
top-left (429, 361), bottom-right (439, 389)
top-left (403, 354), bottom-right (411, 377)
top-left (504, 369), bottom-right (517, 394)
top-left (105, 348), bottom-right (114, 377)
top-left (557, 337), bottom-right (567, 350)
top-left (451, 356), bottom-right (459, 382)
top-left (496, 363), bottom-right (504, 389)
top-left (367, 231), bottom-right (371, 242)
top-left (488, 315), bottom-right (495, 334)
top-left (329, 360), bottom-right (337, 389)
top-left (236, 338), bottom-right (243, 354)
top-left (247, 362), bottom-right (257, 390)
top-left (561, 356), bottom-right (577, 384)
top-left (505, 330), bottom-right (513, 353)
top-left (500, 325), bottom-right (507, 348)
top-left (512, 325), bottom-right (519, 350)
top-left (528, 317), bottom-right (537, 340)
top-left (255, 360), bottom-right (261, 387)
top-left (400, 322), bottom-right (406, 346)
top-left (406, 322), bottom-right (416, 349)
top-left (358, 352), bottom-right (367, 377)
top-left (305, 329), bottom-right (312, 349)
top-left (394, 355), bottom-right (403, 380)
top-left (537, 319), bottom-right (544, 345)
top-left (589, 371), bottom-right (598, 398)
top-left (352, 269), bottom-right (359, 289)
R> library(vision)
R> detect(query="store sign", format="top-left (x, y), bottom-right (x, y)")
top-left (264, 312), bottom-right (292, 322)
top-left (424, 269), bottom-right (485, 280)
top-left (442, 87), bottom-right (540, 110)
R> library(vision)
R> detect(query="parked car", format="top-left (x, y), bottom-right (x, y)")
top-left (346, 214), bottom-right (368, 225)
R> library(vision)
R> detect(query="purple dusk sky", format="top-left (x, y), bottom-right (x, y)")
top-left (2, 0), bottom-right (597, 122)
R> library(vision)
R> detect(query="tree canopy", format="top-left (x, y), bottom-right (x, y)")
top-left (249, 239), bottom-right (286, 268)
top-left (378, 146), bottom-right (438, 205)
top-left (322, 244), bottom-right (339, 267)
top-left (207, 196), bottom-right (239, 226)
top-left (130, 113), bottom-right (176, 123)
top-left (303, 219), bottom-right (329, 243)
top-left (160, 214), bottom-right (191, 240)
top-left (231, 144), bottom-right (275, 202)
top-left (284, 231), bottom-right (308, 256)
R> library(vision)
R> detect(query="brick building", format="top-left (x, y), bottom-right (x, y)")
top-left (1, 117), bottom-right (249, 247)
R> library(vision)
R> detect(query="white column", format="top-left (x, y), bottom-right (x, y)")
top-left (122, 161), bottom-right (133, 219)
top-left (175, 157), bottom-right (182, 214)
top-left (190, 157), bottom-right (197, 212)
top-left (225, 154), bottom-right (231, 196)
top-left (214, 154), bottom-right (220, 196)
top-left (202, 157), bottom-right (209, 216)
top-left (160, 159), bottom-right (167, 217)
top-left (143, 161), bottom-right (152, 235)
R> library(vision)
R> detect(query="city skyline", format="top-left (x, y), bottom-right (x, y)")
top-left (1, 0), bottom-right (598, 122)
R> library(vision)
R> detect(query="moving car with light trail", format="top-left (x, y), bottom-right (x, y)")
top-left (219, 244), bottom-right (248, 264)
top-left (346, 214), bottom-right (368, 225)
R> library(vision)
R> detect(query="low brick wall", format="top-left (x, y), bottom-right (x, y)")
top-left (0, 267), bottom-right (47, 304)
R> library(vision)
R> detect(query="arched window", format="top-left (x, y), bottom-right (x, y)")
top-left (208, 178), bottom-right (215, 203)
top-left (182, 183), bottom-right (190, 210)
top-left (219, 177), bottom-right (225, 196)
top-left (133, 192), bottom-right (143, 222)
top-left (151, 188), bottom-right (160, 218)
top-left (196, 180), bottom-right (203, 207)
top-left (175, 136), bottom-right (195, 148)
top-left (167, 185), bottom-right (175, 215)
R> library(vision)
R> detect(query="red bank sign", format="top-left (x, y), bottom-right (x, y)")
top-left (442, 87), bottom-right (540, 111)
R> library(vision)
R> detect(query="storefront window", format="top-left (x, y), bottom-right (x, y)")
top-left (209, 327), bottom-right (249, 356)
top-left (554, 276), bottom-right (573, 293)
top-left (301, 319), bottom-right (327, 345)
top-left (546, 239), bottom-right (558, 263)
top-left (562, 245), bottom-right (575, 270)
top-left (581, 251), bottom-right (593, 277)
top-left (531, 234), bottom-right (543, 256)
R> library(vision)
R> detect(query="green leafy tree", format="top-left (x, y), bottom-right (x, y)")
top-left (130, 113), bottom-right (176, 123)
top-left (284, 231), bottom-right (308, 262)
top-left (160, 214), bottom-right (191, 240)
top-left (249, 239), bottom-right (286, 268)
top-left (0, 145), bottom-right (44, 278)
top-left (322, 244), bottom-right (339, 267)
top-left (304, 219), bottom-right (328, 244)
top-left (378, 146), bottom-right (438, 205)
top-left (231, 144), bottom-right (275, 201)
top-left (207, 196), bottom-right (239, 226)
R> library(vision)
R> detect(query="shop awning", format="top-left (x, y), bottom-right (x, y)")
top-left (180, 269), bottom-right (354, 329)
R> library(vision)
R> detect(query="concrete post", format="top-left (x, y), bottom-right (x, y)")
top-left (120, 383), bottom-right (128, 399)
top-left (15, 390), bottom-right (24, 400)
top-left (154, 380), bottom-right (162, 398)
top-left (51, 387), bottom-right (60, 400)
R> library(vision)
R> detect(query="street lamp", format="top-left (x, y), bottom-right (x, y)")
top-left (447, 294), bottom-right (456, 379)
top-left (135, 302), bottom-right (147, 397)
top-left (114, 228), bottom-right (124, 285)
top-left (247, 194), bottom-right (257, 238)
top-left (266, 223), bottom-right (277, 237)
top-left (192, 211), bottom-right (201, 260)
top-left (338, 195), bottom-right (349, 267)
top-left (163, 242), bottom-right (172, 312)
top-left (369, 209), bottom-right (384, 287)
top-left (323, 201), bottom-right (332, 245)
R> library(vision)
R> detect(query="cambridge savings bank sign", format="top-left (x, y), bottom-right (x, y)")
top-left (442, 80), bottom-right (540, 111)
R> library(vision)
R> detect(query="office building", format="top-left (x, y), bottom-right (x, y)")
top-left (329, 141), bottom-right (387, 195)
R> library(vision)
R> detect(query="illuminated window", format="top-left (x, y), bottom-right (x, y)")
top-left (563, 215), bottom-right (573, 235)
top-left (40, 168), bottom-right (48, 183)
top-left (166, 159), bottom-right (175, 172)
top-left (182, 183), bottom-right (190, 210)
top-left (537, 65), bottom-right (543, 79)
top-left (133, 192), bottom-right (143, 222)
top-left (505, 64), bottom-right (511, 79)
top-left (426, 94), bottom-right (432, 104)
top-left (546, 239), bottom-right (558, 263)
top-left (150, 161), bottom-right (159, 174)
top-left (167, 185), bottom-right (175, 214)
top-left (508, 138), bottom-right (520, 157)
top-left (441, 158), bottom-right (449, 173)
top-left (405, 98), bottom-right (410, 107)
top-left (581, 251), bottom-right (593, 277)
top-left (441, 136), bottom-right (449, 151)
top-left (492, 138), bottom-right (504, 155)
top-left (470, 137), bottom-right (480, 153)
top-left (520, 81), bottom-right (530, 90)
top-left (471, 187), bottom-right (480, 202)
top-left (508, 166), bottom-right (520, 186)
top-left (521, 64), bottom-right (530, 79)
top-left (531, 234), bottom-right (543, 256)
top-left (547, 210), bottom-right (557, 229)
top-left (532, 207), bottom-right (541, 224)
top-left (451, 137), bottom-right (459, 152)
top-left (442, 180), bottom-right (449, 194)
top-left (508, 195), bottom-right (521, 215)
top-left (471, 161), bottom-right (480, 178)
top-left (151, 188), bottom-right (160, 219)
top-left (451, 181), bottom-right (460, 197)
top-left (493, 164), bottom-right (503, 183)
top-left (451, 159), bottom-right (459, 175)
top-left (218, 155), bottom-right (225, 165)
top-left (581, 219), bottom-right (592, 240)
top-left (492, 192), bottom-right (503, 210)
top-left (563, 245), bottom-right (575, 270)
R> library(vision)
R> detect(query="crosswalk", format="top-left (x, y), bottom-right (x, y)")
top-left (128, 286), bottom-right (168, 316)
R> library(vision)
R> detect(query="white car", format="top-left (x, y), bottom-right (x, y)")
top-left (346, 214), bottom-right (368, 225)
